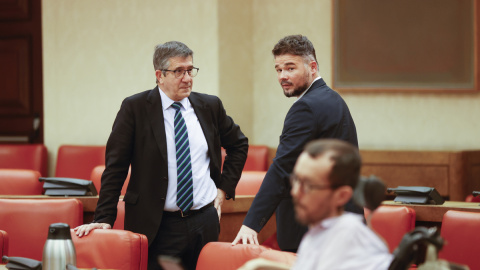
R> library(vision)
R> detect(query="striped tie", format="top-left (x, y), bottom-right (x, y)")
top-left (172, 102), bottom-right (193, 213)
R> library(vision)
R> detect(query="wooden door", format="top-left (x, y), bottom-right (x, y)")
top-left (0, 0), bottom-right (43, 143)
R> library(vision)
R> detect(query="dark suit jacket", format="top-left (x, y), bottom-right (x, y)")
top-left (94, 86), bottom-right (248, 245)
top-left (243, 78), bottom-right (359, 251)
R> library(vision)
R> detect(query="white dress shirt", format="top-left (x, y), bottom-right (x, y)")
top-left (292, 212), bottom-right (393, 270)
top-left (159, 88), bottom-right (217, 211)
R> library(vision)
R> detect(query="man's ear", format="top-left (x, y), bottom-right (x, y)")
top-left (155, 70), bottom-right (163, 84)
top-left (309, 60), bottom-right (318, 74)
top-left (333, 186), bottom-right (353, 208)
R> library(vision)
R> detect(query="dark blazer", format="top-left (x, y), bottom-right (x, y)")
top-left (94, 86), bottom-right (248, 245)
top-left (243, 78), bottom-right (359, 251)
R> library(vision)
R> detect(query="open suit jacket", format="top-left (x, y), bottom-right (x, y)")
top-left (243, 78), bottom-right (359, 251)
top-left (93, 86), bottom-right (248, 245)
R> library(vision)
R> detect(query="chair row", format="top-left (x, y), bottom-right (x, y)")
top-left (0, 198), bottom-right (147, 270)
top-left (0, 144), bottom-right (106, 178)
top-left (0, 166), bottom-right (267, 196)
top-left (196, 209), bottom-right (480, 270)
top-left (0, 144), bottom-right (270, 177)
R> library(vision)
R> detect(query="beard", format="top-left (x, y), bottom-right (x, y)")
top-left (282, 71), bottom-right (311, 97)
top-left (283, 82), bottom-right (309, 97)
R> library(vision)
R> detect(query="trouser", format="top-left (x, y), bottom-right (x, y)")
top-left (148, 204), bottom-right (219, 270)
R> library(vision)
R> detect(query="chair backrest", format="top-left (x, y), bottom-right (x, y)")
top-left (439, 210), bottom-right (480, 269)
top-left (0, 144), bottom-right (47, 176)
top-left (465, 194), bottom-right (480, 202)
top-left (90, 165), bottom-right (131, 195)
top-left (113, 199), bottom-right (125, 230)
top-left (369, 206), bottom-right (416, 253)
top-left (0, 169), bottom-right (43, 195)
top-left (222, 145), bottom-right (270, 172)
top-left (72, 229), bottom-right (148, 270)
top-left (0, 199), bottom-right (83, 260)
top-left (235, 171), bottom-right (266, 195)
top-left (258, 249), bottom-right (296, 267)
top-left (196, 242), bottom-right (270, 270)
top-left (55, 145), bottom-right (106, 180)
top-left (0, 230), bottom-right (8, 257)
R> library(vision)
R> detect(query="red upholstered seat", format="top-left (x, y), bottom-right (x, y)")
top-left (90, 165), bottom-right (130, 195)
top-left (236, 171), bottom-right (266, 196)
top-left (0, 144), bottom-right (47, 176)
top-left (369, 206), bottom-right (416, 253)
top-left (465, 194), bottom-right (480, 202)
top-left (0, 230), bottom-right (8, 257)
top-left (72, 229), bottom-right (148, 270)
top-left (0, 169), bottom-right (43, 195)
top-left (55, 145), bottom-right (106, 180)
top-left (439, 210), bottom-right (480, 269)
top-left (0, 199), bottom-right (83, 260)
top-left (222, 145), bottom-right (269, 172)
top-left (196, 242), bottom-right (270, 270)
top-left (258, 249), bottom-right (296, 266)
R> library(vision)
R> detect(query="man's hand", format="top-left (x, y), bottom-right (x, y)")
top-left (73, 223), bottom-right (111, 237)
top-left (232, 225), bottom-right (259, 245)
top-left (214, 189), bottom-right (226, 220)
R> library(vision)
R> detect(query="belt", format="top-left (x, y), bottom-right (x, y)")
top-left (163, 201), bottom-right (214, 218)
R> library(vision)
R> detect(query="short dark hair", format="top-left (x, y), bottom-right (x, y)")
top-left (304, 139), bottom-right (361, 189)
top-left (153, 41), bottom-right (193, 79)
top-left (272, 35), bottom-right (318, 63)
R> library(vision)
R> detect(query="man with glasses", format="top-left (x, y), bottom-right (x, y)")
top-left (239, 139), bottom-right (392, 270)
top-left (74, 41), bottom-right (248, 270)
top-left (233, 35), bottom-right (361, 252)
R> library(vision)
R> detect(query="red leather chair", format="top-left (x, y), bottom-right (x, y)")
top-left (0, 230), bottom-right (8, 257)
top-left (72, 229), bottom-right (148, 270)
top-left (55, 145), bottom-right (106, 180)
top-left (0, 144), bottom-right (47, 176)
top-left (369, 206), bottom-right (416, 253)
top-left (0, 199), bottom-right (83, 260)
top-left (222, 145), bottom-right (269, 172)
top-left (90, 165), bottom-right (131, 195)
top-left (465, 194), bottom-right (480, 202)
top-left (439, 210), bottom-right (480, 269)
top-left (258, 249), bottom-right (296, 267)
top-left (196, 242), bottom-right (270, 270)
top-left (235, 171), bottom-right (266, 196)
top-left (0, 169), bottom-right (43, 195)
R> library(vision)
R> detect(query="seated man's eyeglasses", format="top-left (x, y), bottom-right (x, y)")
top-left (289, 174), bottom-right (338, 193)
top-left (162, 67), bottom-right (199, 78)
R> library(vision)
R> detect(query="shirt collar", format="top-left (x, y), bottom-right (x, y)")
top-left (158, 86), bottom-right (190, 111)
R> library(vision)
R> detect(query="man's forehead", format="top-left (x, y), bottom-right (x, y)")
top-left (168, 56), bottom-right (193, 69)
top-left (295, 152), bottom-right (334, 178)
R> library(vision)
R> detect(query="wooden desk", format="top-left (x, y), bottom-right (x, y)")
top-left (360, 149), bottom-right (480, 201)
top-left (382, 200), bottom-right (480, 227)
top-left (0, 195), bottom-right (276, 244)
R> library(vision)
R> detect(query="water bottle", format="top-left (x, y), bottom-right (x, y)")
top-left (42, 223), bottom-right (76, 270)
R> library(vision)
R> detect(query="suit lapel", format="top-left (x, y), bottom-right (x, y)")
top-left (189, 93), bottom-right (215, 157)
top-left (146, 86), bottom-right (168, 164)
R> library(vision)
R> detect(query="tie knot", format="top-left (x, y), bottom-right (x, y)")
top-left (172, 102), bottom-right (182, 111)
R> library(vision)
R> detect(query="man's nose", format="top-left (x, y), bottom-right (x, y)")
top-left (182, 72), bottom-right (193, 82)
top-left (279, 70), bottom-right (288, 80)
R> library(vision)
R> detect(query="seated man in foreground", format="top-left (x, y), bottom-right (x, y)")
top-left (240, 139), bottom-right (393, 270)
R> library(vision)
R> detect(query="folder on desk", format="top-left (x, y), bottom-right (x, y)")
top-left (39, 177), bottom-right (98, 196)
top-left (387, 186), bottom-right (445, 205)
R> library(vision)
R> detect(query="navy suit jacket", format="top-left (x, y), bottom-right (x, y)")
top-left (243, 78), bottom-right (359, 250)
top-left (93, 86), bottom-right (248, 245)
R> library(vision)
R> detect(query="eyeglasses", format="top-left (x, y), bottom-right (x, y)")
top-left (162, 67), bottom-right (199, 78)
top-left (289, 174), bottom-right (335, 194)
